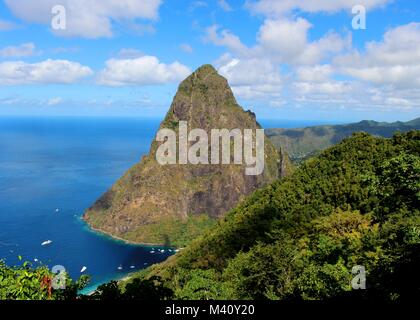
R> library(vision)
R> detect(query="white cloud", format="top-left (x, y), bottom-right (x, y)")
top-left (0, 96), bottom-right (22, 105)
top-left (206, 19), bottom-right (350, 65)
top-left (216, 54), bottom-right (282, 100)
top-left (189, 1), bottom-right (208, 12)
top-left (180, 43), bottom-right (193, 53)
top-left (217, 56), bottom-right (281, 87)
top-left (0, 43), bottom-right (36, 58)
top-left (50, 47), bottom-right (79, 54)
top-left (97, 55), bottom-right (191, 86)
top-left (335, 23), bottom-right (420, 88)
top-left (204, 25), bottom-right (249, 55)
top-left (296, 65), bottom-right (333, 82)
top-left (296, 31), bottom-right (351, 65)
top-left (257, 19), bottom-right (350, 64)
top-left (116, 48), bottom-right (144, 59)
top-left (246, 0), bottom-right (390, 16)
top-left (257, 18), bottom-right (311, 61)
top-left (218, 0), bottom-right (233, 11)
top-left (0, 19), bottom-right (17, 31)
top-left (289, 23), bottom-right (420, 111)
top-left (0, 59), bottom-right (93, 85)
top-left (201, 7), bottom-right (420, 113)
top-left (341, 64), bottom-right (420, 88)
top-left (293, 80), bottom-right (353, 95)
top-left (205, 18), bottom-right (349, 104)
top-left (47, 97), bottom-right (63, 106)
top-left (203, 17), bottom-right (351, 104)
top-left (124, 22), bottom-right (156, 36)
top-left (4, 0), bottom-right (162, 38)
top-left (205, 16), bottom-right (420, 111)
top-left (293, 82), bottom-right (420, 111)
top-left (365, 23), bottom-right (420, 65)
top-left (231, 84), bottom-right (283, 101)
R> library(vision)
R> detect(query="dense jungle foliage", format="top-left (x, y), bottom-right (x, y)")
top-left (1, 131), bottom-right (418, 300)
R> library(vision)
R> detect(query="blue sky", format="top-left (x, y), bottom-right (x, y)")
top-left (0, 0), bottom-right (419, 122)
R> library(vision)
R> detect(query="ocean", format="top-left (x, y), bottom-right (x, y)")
top-left (0, 116), bottom-right (331, 293)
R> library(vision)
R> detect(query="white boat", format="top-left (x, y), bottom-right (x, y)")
top-left (130, 265), bottom-right (135, 269)
top-left (41, 240), bottom-right (52, 246)
top-left (34, 258), bottom-right (38, 262)
top-left (80, 266), bottom-right (87, 273)
top-left (160, 249), bottom-right (165, 253)
top-left (150, 250), bottom-right (155, 253)
top-left (117, 265), bottom-right (123, 270)
top-left (55, 208), bottom-right (59, 213)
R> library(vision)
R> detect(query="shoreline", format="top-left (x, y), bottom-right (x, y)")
top-left (79, 216), bottom-right (178, 295)
top-left (81, 272), bottom-right (136, 296)
top-left (78, 216), bottom-right (177, 295)
top-left (82, 215), bottom-right (174, 248)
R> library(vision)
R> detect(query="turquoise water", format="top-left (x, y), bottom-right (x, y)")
top-left (0, 116), bottom-right (328, 292)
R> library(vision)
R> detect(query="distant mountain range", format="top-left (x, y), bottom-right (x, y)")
top-left (266, 117), bottom-right (420, 162)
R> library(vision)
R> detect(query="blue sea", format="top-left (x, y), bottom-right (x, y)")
top-left (0, 116), bottom-right (335, 293)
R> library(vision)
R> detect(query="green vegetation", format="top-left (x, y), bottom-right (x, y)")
top-left (266, 117), bottom-right (420, 163)
top-left (127, 130), bottom-right (419, 301)
top-left (90, 277), bottom-right (173, 300)
top-left (1, 130), bottom-right (418, 301)
top-left (124, 214), bottom-right (217, 247)
top-left (0, 259), bottom-right (89, 300)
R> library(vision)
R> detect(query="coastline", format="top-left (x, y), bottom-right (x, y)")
top-left (82, 215), bottom-right (174, 248)
top-left (79, 216), bottom-right (177, 295)
top-left (80, 272), bottom-right (136, 296)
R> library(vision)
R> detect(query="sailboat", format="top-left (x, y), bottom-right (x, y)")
top-left (41, 240), bottom-right (52, 246)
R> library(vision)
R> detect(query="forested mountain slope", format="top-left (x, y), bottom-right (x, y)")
top-left (129, 131), bottom-right (420, 301)
top-left (266, 118), bottom-right (420, 162)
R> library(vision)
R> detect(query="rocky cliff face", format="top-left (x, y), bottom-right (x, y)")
top-left (83, 65), bottom-right (280, 245)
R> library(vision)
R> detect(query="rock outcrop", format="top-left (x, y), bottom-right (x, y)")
top-left (84, 64), bottom-right (280, 245)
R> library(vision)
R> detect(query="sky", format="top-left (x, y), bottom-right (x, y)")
top-left (0, 0), bottom-right (419, 122)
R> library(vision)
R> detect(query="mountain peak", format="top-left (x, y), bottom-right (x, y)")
top-left (177, 64), bottom-right (228, 95)
top-left (167, 63), bottom-right (240, 128)
top-left (84, 63), bottom-right (281, 246)
top-left (194, 64), bottom-right (217, 76)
